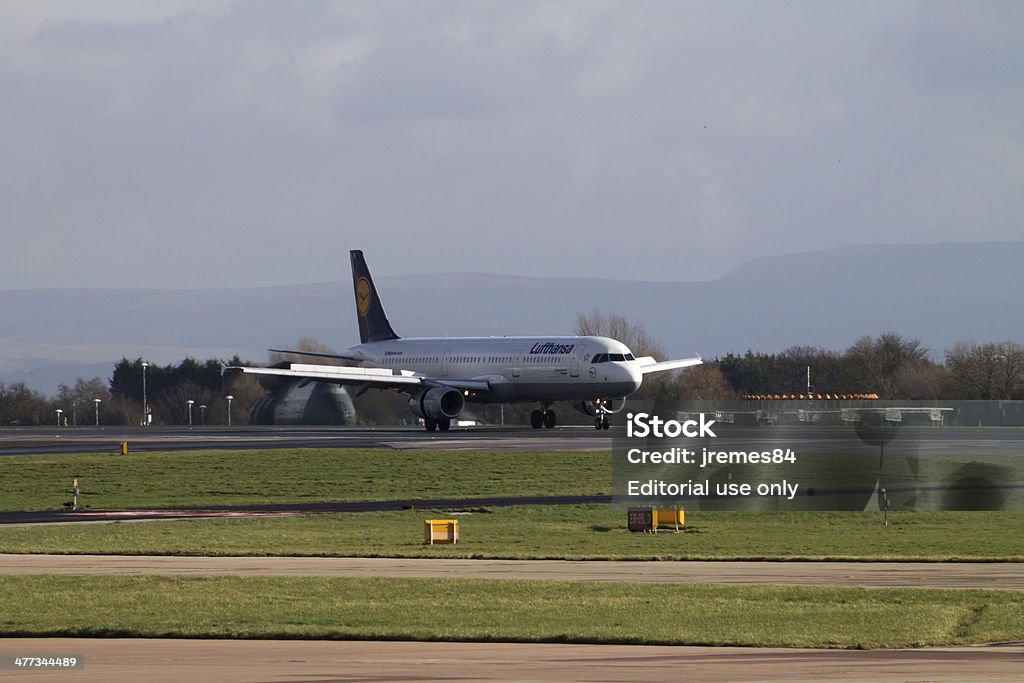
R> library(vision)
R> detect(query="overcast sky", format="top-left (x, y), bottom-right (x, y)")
top-left (2, 1), bottom-right (1021, 289)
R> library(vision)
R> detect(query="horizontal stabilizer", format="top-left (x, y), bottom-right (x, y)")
top-left (268, 348), bottom-right (364, 362)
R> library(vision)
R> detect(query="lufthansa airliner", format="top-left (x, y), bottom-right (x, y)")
top-left (227, 251), bottom-right (701, 431)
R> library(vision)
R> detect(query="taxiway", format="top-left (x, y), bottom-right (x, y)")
top-left (2, 638), bottom-right (1021, 682)
top-left (2, 554), bottom-right (1023, 590)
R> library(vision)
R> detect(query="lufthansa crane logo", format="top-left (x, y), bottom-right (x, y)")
top-left (356, 277), bottom-right (372, 317)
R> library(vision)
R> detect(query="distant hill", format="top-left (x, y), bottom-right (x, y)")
top-left (2, 242), bottom-right (1022, 394)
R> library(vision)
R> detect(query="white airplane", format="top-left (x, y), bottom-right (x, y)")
top-left (227, 250), bottom-right (702, 431)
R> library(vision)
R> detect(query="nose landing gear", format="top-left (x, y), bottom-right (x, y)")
top-left (594, 415), bottom-right (610, 430)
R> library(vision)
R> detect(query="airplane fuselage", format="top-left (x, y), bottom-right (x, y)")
top-left (348, 335), bottom-right (642, 403)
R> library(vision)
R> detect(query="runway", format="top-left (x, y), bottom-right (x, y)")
top-left (1, 424), bottom-right (1022, 456)
top-left (3, 555), bottom-right (1023, 590)
top-left (1, 638), bottom-right (1021, 682)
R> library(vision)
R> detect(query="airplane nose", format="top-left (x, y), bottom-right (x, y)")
top-left (622, 363), bottom-right (643, 394)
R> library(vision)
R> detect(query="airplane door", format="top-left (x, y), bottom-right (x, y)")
top-left (442, 350), bottom-right (451, 377)
top-left (570, 345), bottom-right (585, 378)
top-left (512, 354), bottom-right (521, 377)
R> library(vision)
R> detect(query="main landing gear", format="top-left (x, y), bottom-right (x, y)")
top-left (594, 415), bottom-right (610, 430)
top-left (530, 406), bottom-right (557, 429)
top-left (424, 417), bottom-right (451, 432)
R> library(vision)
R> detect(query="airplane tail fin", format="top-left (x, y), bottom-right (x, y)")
top-left (350, 250), bottom-right (400, 344)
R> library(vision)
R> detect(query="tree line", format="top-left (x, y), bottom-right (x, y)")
top-left (713, 337), bottom-right (1024, 400)
top-left (0, 325), bottom-right (1021, 427)
top-left (575, 312), bottom-right (1024, 401)
top-left (0, 357), bottom-right (261, 427)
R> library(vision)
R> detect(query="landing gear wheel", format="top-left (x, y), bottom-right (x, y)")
top-left (530, 410), bottom-right (544, 429)
top-left (438, 417), bottom-right (451, 432)
top-left (594, 417), bottom-right (603, 431)
top-left (424, 418), bottom-right (437, 432)
top-left (601, 415), bottom-right (611, 430)
top-left (543, 410), bottom-right (556, 428)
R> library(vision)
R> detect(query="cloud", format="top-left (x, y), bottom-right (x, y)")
top-left (0, 1), bottom-right (1021, 289)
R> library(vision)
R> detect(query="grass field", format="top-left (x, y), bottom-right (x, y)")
top-left (0, 575), bottom-right (1020, 648)
top-left (2, 506), bottom-right (1022, 560)
top-left (2, 447), bottom-right (1021, 513)
top-left (2, 447), bottom-right (1022, 560)
top-left (3, 447), bottom-right (1023, 648)
top-left (0, 448), bottom-right (609, 510)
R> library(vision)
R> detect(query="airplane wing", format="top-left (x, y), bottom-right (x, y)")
top-left (635, 356), bottom-right (703, 374)
top-left (225, 362), bottom-right (492, 393)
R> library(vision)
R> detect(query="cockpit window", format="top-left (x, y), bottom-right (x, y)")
top-left (593, 352), bottom-right (633, 363)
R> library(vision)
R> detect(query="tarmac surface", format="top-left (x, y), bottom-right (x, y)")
top-left (1, 638), bottom-right (1021, 682)
top-left (0, 425), bottom-right (613, 455)
top-left (1, 424), bottom-right (1022, 456)
top-left (3, 554), bottom-right (1024, 590)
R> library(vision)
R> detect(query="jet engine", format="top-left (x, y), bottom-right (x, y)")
top-left (409, 387), bottom-right (465, 421)
top-left (571, 398), bottom-right (626, 416)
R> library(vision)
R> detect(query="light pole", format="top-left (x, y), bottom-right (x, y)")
top-left (94, 398), bottom-right (101, 426)
top-left (55, 408), bottom-right (63, 427)
top-left (72, 400), bottom-right (78, 427)
top-left (200, 404), bottom-right (207, 426)
top-left (141, 361), bottom-right (149, 426)
top-left (187, 399), bottom-right (194, 428)
top-left (226, 395), bottom-right (233, 426)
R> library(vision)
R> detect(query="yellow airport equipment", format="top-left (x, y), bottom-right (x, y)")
top-left (424, 519), bottom-right (459, 545)
top-left (120, 441), bottom-right (129, 455)
top-left (653, 507), bottom-right (685, 531)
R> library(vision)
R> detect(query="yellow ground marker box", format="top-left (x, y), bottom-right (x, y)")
top-left (653, 507), bottom-right (685, 530)
top-left (424, 519), bottom-right (459, 545)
